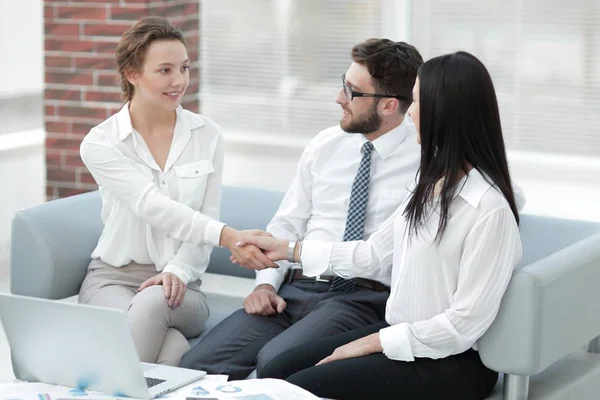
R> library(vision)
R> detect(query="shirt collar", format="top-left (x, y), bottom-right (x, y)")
top-left (164, 108), bottom-right (205, 172)
top-left (457, 168), bottom-right (494, 208)
top-left (116, 103), bottom-right (134, 141)
top-left (358, 117), bottom-right (411, 160)
top-left (116, 103), bottom-right (206, 141)
top-left (174, 105), bottom-right (206, 133)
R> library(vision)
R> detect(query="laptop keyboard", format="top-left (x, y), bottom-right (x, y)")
top-left (145, 377), bottom-right (166, 388)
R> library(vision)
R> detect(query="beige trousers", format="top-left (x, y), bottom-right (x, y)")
top-left (79, 259), bottom-right (209, 366)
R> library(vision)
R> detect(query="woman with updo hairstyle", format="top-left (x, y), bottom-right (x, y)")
top-left (79, 16), bottom-right (275, 366)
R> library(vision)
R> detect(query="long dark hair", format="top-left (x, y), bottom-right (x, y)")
top-left (403, 51), bottom-right (519, 241)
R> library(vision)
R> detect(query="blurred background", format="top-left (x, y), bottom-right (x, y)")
top-left (1, 0), bottom-right (599, 277)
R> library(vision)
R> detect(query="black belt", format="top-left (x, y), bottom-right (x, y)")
top-left (284, 269), bottom-right (389, 293)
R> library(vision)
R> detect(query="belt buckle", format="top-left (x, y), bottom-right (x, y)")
top-left (315, 275), bottom-right (329, 283)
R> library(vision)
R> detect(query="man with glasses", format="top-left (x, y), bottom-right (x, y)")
top-left (180, 38), bottom-right (424, 379)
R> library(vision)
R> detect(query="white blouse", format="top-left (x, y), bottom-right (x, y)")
top-left (300, 169), bottom-right (522, 361)
top-left (80, 104), bottom-right (226, 284)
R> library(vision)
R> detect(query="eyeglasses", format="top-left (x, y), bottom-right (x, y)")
top-left (341, 74), bottom-right (411, 102)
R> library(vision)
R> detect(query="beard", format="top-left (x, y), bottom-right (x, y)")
top-left (340, 101), bottom-right (382, 134)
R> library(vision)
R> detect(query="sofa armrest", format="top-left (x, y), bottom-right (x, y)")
top-left (10, 191), bottom-right (103, 299)
top-left (478, 231), bottom-right (600, 375)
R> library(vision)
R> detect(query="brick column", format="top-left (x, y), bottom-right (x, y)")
top-left (44, 0), bottom-right (200, 199)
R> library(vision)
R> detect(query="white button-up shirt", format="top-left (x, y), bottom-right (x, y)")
top-left (301, 169), bottom-right (522, 361)
top-left (256, 119), bottom-right (422, 290)
top-left (80, 104), bottom-right (226, 284)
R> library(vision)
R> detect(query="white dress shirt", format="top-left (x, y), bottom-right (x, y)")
top-left (255, 120), bottom-right (422, 290)
top-left (80, 104), bottom-right (226, 285)
top-left (300, 169), bottom-right (523, 361)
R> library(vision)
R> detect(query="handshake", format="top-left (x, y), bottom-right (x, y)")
top-left (219, 226), bottom-right (296, 270)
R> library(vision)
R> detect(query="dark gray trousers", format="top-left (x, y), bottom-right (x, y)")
top-left (179, 280), bottom-right (389, 380)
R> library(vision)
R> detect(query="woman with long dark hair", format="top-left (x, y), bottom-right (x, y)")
top-left (236, 51), bottom-right (522, 399)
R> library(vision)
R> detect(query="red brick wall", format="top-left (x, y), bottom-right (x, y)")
top-left (44, 0), bottom-right (200, 199)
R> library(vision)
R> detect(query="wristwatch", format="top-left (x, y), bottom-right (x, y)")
top-left (287, 241), bottom-right (297, 262)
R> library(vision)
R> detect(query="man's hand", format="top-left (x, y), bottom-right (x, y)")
top-left (138, 272), bottom-right (185, 309)
top-left (316, 333), bottom-right (383, 365)
top-left (220, 227), bottom-right (278, 270)
top-left (243, 284), bottom-right (287, 316)
top-left (240, 229), bottom-right (273, 238)
top-left (229, 230), bottom-right (274, 264)
top-left (234, 236), bottom-right (291, 263)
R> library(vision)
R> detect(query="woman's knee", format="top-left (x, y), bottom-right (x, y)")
top-left (173, 291), bottom-right (210, 338)
top-left (129, 285), bottom-right (170, 317)
top-left (156, 328), bottom-right (191, 366)
top-left (256, 351), bottom-right (285, 379)
top-left (286, 369), bottom-right (322, 395)
top-left (257, 345), bottom-right (303, 380)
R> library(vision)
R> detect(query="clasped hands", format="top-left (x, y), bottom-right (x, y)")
top-left (219, 226), bottom-right (294, 270)
top-left (224, 231), bottom-right (385, 364)
top-left (222, 230), bottom-right (385, 364)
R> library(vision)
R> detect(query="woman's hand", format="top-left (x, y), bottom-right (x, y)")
top-left (138, 272), bottom-right (185, 309)
top-left (219, 227), bottom-right (278, 270)
top-left (234, 236), bottom-right (291, 263)
top-left (316, 333), bottom-right (383, 366)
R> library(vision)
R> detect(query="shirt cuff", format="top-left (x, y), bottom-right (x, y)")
top-left (379, 323), bottom-right (415, 362)
top-left (204, 220), bottom-right (227, 247)
top-left (163, 264), bottom-right (193, 285)
top-left (299, 240), bottom-right (333, 277)
top-left (329, 241), bottom-right (362, 278)
top-left (255, 261), bottom-right (291, 291)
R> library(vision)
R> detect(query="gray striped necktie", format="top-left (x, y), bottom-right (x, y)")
top-left (330, 141), bottom-right (374, 292)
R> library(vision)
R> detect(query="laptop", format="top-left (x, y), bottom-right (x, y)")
top-left (0, 293), bottom-right (206, 398)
